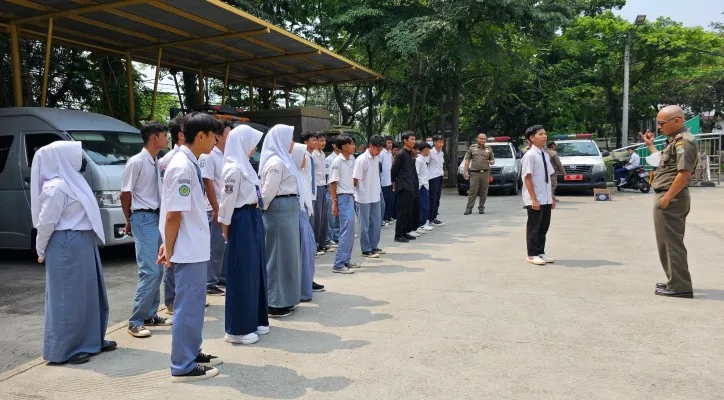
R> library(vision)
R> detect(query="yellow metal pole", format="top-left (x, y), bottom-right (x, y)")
top-left (40, 18), bottom-right (54, 107)
top-left (126, 52), bottom-right (135, 126)
top-left (9, 24), bottom-right (23, 107)
top-left (150, 47), bottom-right (163, 120)
top-left (249, 79), bottom-right (254, 111)
top-left (222, 64), bottom-right (230, 105)
top-left (198, 68), bottom-right (205, 105)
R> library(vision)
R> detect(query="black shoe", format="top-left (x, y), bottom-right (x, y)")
top-left (403, 233), bottom-right (417, 240)
top-left (206, 286), bottom-right (225, 296)
top-left (101, 340), bottom-right (117, 352)
top-left (373, 248), bottom-right (386, 254)
top-left (300, 298), bottom-right (312, 302)
top-left (432, 219), bottom-right (445, 226)
top-left (479, 209), bottom-right (485, 214)
top-left (268, 307), bottom-right (293, 318)
top-left (312, 282), bottom-right (325, 292)
top-left (67, 352), bottom-right (91, 365)
top-left (362, 251), bottom-right (379, 258)
top-left (171, 365), bottom-right (219, 382)
top-left (195, 351), bottom-right (223, 367)
top-left (394, 236), bottom-right (410, 243)
top-left (464, 210), bottom-right (472, 215)
top-left (144, 316), bottom-right (172, 326)
top-left (655, 288), bottom-right (693, 298)
top-left (656, 282), bottom-right (666, 289)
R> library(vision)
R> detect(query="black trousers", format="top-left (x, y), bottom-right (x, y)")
top-left (428, 176), bottom-right (443, 221)
top-left (395, 190), bottom-right (418, 237)
top-left (526, 204), bottom-right (552, 257)
top-left (382, 185), bottom-right (394, 220)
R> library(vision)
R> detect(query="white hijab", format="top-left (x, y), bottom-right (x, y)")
top-left (224, 125), bottom-right (263, 186)
top-left (258, 124), bottom-right (313, 214)
top-left (30, 141), bottom-right (105, 243)
top-left (292, 143), bottom-right (314, 216)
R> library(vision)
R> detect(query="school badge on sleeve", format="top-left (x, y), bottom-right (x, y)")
top-left (224, 184), bottom-right (234, 194)
top-left (179, 185), bottom-right (191, 196)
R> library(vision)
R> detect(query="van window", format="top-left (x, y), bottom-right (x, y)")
top-left (25, 133), bottom-right (63, 166)
top-left (556, 142), bottom-right (599, 157)
top-left (0, 135), bottom-right (14, 175)
top-left (68, 131), bottom-right (143, 165)
top-left (491, 145), bottom-right (513, 158)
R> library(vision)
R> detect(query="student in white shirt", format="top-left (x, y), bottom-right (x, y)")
top-left (31, 141), bottom-right (115, 365)
top-left (415, 142), bottom-right (434, 233)
top-left (121, 121), bottom-right (171, 338)
top-left (380, 136), bottom-right (394, 223)
top-left (312, 133), bottom-right (330, 254)
top-left (157, 112), bottom-right (223, 382)
top-left (325, 139), bottom-right (341, 245)
top-left (615, 148), bottom-right (642, 185)
top-left (217, 125), bottom-right (269, 345)
top-left (521, 125), bottom-right (556, 266)
top-left (200, 120), bottom-right (232, 296)
top-left (329, 135), bottom-right (358, 273)
top-left (299, 132), bottom-right (321, 254)
top-left (353, 135), bottom-right (386, 258)
top-left (258, 125), bottom-right (304, 318)
top-left (427, 135), bottom-right (446, 226)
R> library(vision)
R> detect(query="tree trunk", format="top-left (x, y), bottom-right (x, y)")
top-left (447, 61), bottom-right (462, 188)
top-left (182, 71), bottom-right (198, 110)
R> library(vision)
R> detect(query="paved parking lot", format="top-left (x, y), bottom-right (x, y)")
top-left (1, 187), bottom-right (723, 399)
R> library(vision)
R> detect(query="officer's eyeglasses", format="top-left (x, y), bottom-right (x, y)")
top-left (657, 117), bottom-right (678, 126)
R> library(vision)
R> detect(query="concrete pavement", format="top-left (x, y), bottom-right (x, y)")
top-left (1, 187), bottom-right (723, 399)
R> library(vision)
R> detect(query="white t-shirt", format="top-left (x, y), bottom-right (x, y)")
top-left (329, 153), bottom-right (355, 195)
top-left (521, 145), bottom-right (554, 206)
top-left (416, 155), bottom-right (430, 189)
top-left (200, 146), bottom-right (224, 212)
top-left (427, 147), bottom-right (445, 179)
top-left (160, 146), bottom-right (210, 264)
top-left (121, 147), bottom-right (160, 210)
top-left (352, 150), bottom-right (381, 204)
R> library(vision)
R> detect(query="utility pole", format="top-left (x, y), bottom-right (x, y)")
top-left (622, 30), bottom-right (631, 148)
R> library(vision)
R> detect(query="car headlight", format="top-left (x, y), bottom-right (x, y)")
top-left (502, 165), bottom-right (515, 174)
top-left (592, 163), bottom-right (606, 173)
top-left (95, 191), bottom-right (121, 207)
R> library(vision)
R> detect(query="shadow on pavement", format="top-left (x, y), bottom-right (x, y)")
top-left (553, 259), bottom-right (624, 268)
top-left (288, 292), bottom-right (392, 328)
top-left (359, 264), bottom-right (425, 274)
top-left (227, 326), bottom-right (371, 354)
top-left (381, 253), bottom-right (450, 263)
top-left (693, 288), bottom-right (724, 301)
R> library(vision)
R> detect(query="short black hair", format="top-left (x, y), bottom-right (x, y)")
top-left (384, 136), bottom-right (394, 142)
top-left (217, 120), bottom-right (233, 134)
top-left (182, 112), bottom-right (218, 144)
top-left (169, 117), bottom-right (183, 139)
top-left (415, 141), bottom-right (431, 151)
top-left (432, 135), bottom-right (444, 142)
top-left (401, 132), bottom-right (416, 141)
top-left (335, 135), bottom-right (354, 147)
top-left (301, 131), bottom-right (316, 142)
top-left (547, 141), bottom-right (556, 149)
top-left (140, 121), bottom-right (168, 145)
top-left (525, 124), bottom-right (545, 141)
top-left (391, 143), bottom-right (400, 150)
top-left (369, 135), bottom-right (385, 148)
top-left (315, 132), bottom-right (327, 140)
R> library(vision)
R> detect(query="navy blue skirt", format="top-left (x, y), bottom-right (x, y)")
top-left (225, 205), bottom-right (269, 335)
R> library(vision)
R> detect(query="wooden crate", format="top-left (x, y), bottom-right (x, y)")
top-left (594, 188), bottom-right (613, 201)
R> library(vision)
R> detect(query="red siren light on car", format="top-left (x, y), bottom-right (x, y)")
top-left (576, 133), bottom-right (593, 139)
top-left (493, 136), bottom-right (511, 142)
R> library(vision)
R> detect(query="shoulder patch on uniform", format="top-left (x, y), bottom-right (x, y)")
top-left (178, 178), bottom-right (191, 185)
top-left (199, 159), bottom-right (206, 168)
top-left (677, 147), bottom-right (685, 154)
top-left (224, 177), bottom-right (236, 184)
top-left (224, 184), bottom-right (234, 194)
top-left (674, 133), bottom-right (684, 141)
top-left (179, 185), bottom-right (190, 196)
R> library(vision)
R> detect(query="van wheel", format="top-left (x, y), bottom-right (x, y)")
top-left (458, 188), bottom-right (468, 196)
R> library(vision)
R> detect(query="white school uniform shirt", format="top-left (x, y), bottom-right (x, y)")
top-left (259, 156), bottom-right (299, 210)
top-left (325, 151), bottom-right (339, 184)
top-left (200, 146), bottom-right (224, 212)
top-left (121, 147), bottom-right (160, 210)
top-left (521, 145), bottom-right (554, 206)
top-left (379, 148), bottom-right (392, 187)
top-left (416, 155), bottom-right (430, 189)
top-left (34, 187), bottom-right (93, 258)
top-left (329, 153), bottom-right (355, 195)
top-left (217, 167), bottom-right (258, 225)
top-left (626, 153), bottom-right (641, 170)
top-left (312, 149), bottom-right (326, 188)
top-left (160, 146), bottom-right (210, 264)
top-left (158, 145), bottom-right (179, 180)
top-left (352, 150), bottom-right (381, 204)
top-left (301, 150), bottom-right (315, 195)
top-left (428, 147), bottom-right (445, 179)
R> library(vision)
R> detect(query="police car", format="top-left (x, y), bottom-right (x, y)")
top-left (457, 136), bottom-right (522, 196)
top-left (552, 134), bottom-right (609, 192)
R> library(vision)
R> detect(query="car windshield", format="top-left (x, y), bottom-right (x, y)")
top-left (556, 142), bottom-right (599, 157)
top-left (490, 145), bottom-right (513, 158)
top-left (68, 131), bottom-right (143, 165)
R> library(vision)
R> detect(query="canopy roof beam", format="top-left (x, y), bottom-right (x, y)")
top-left (9, 0), bottom-right (151, 24)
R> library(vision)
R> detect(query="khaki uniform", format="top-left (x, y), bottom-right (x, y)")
top-left (651, 130), bottom-right (698, 292)
top-left (547, 149), bottom-right (565, 194)
top-left (464, 144), bottom-right (495, 212)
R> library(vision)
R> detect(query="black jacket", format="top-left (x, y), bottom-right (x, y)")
top-left (391, 148), bottom-right (418, 193)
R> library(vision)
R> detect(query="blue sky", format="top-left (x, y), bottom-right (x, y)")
top-left (615, 0), bottom-right (724, 28)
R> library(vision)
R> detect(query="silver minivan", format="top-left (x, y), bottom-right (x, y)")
top-left (0, 107), bottom-right (141, 250)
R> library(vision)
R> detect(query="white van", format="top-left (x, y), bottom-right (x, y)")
top-left (457, 139), bottom-right (522, 196)
top-left (0, 108), bottom-right (141, 250)
top-left (553, 138), bottom-right (609, 191)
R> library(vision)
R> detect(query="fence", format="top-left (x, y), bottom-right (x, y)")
top-left (633, 133), bottom-right (721, 185)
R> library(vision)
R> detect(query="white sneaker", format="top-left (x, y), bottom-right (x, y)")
top-left (422, 224), bottom-right (433, 231)
top-left (225, 332), bottom-right (259, 345)
top-left (538, 254), bottom-right (555, 263)
top-left (527, 256), bottom-right (546, 265)
top-left (408, 231), bottom-right (421, 238)
top-left (256, 326), bottom-right (270, 335)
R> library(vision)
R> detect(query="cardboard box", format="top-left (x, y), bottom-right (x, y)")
top-left (594, 188), bottom-right (613, 201)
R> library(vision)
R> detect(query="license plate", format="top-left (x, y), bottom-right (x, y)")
top-left (489, 176), bottom-right (494, 183)
top-left (564, 174), bottom-right (583, 181)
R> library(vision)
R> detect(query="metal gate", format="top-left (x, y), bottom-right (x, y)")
top-left (692, 133), bottom-right (721, 185)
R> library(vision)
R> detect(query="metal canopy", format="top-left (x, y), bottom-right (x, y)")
top-left (0, 0), bottom-right (383, 89)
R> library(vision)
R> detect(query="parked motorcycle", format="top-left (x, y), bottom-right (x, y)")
top-left (612, 159), bottom-right (651, 193)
